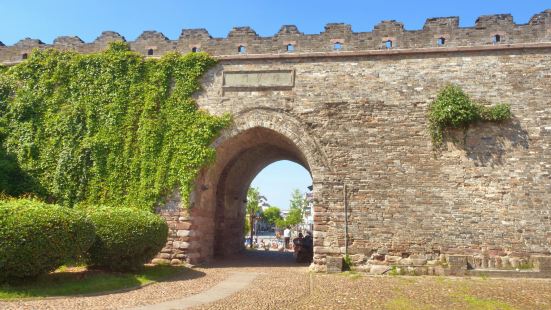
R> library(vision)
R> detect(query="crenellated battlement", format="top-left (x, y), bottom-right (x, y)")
top-left (0, 9), bottom-right (550, 64)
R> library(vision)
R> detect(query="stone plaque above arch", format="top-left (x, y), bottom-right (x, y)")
top-left (222, 69), bottom-right (295, 90)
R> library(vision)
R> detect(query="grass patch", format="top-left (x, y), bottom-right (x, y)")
top-left (0, 265), bottom-right (186, 300)
top-left (447, 280), bottom-right (514, 310)
top-left (385, 296), bottom-right (429, 310)
top-left (517, 262), bottom-right (534, 270)
top-left (462, 295), bottom-right (515, 310)
top-left (339, 271), bottom-right (361, 280)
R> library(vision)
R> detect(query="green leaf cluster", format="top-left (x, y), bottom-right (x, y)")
top-left (0, 43), bottom-right (229, 209)
top-left (428, 85), bottom-right (511, 149)
top-left (274, 189), bottom-right (306, 229)
top-left (263, 206), bottom-right (283, 225)
top-left (0, 198), bottom-right (95, 282)
top-left (79, 205), bottom-right (168, 271)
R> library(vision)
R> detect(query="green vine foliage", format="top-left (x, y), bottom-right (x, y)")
top-left (428, 84), bottom-right (511, 149)
top-left (0, 42), bottom-right (229, 210)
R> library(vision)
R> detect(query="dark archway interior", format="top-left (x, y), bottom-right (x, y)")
top-left (212, 127), bottom-right (311, 257)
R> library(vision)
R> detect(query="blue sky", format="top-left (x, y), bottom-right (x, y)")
top-left (251, 161), bottom-right (311, 210)
top-left (0, 1), bottom-right (549, 45)
top-left (1, 0), bottom-right (548, 208)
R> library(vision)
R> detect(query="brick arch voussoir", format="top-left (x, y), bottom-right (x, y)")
top-left (214, 108), bottom-right (333, 179)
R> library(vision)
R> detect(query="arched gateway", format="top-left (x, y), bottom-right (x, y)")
top-left (3, 10), bottom-right (551, 273)
top-left (155, 108), bottom-right (334, 268)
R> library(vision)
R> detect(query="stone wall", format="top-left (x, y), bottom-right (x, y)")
top-left (189, 46), bottom-right (551, 272)
top-left (1, 10), bottom-right (551, 64)
top-left (2, 10), bottom-right (550, 273)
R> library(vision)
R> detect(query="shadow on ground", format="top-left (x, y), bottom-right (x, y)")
top-left (204, 250), bottom-right (310, 268)
top-left (0, 265), bottom-right (206, 299)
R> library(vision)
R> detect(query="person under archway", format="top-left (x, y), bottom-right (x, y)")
top-left (283, 226), bottom-right (291, 250)
top-left (294, 232), bottom-right (313, 263)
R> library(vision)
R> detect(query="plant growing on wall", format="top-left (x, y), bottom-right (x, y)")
top-left (0, 42), bottom-right (230, 210)
top-left (428, 84), bottom-right (511, 150)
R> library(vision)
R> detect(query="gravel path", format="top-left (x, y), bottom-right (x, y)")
top-left (0, 265), bottom-right (229, 310)
top-left (2, 251), bottom-right (551, 310)
top-left (129, 272), bottom-right (259, 310)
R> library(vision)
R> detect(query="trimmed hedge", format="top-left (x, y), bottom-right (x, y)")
top-left (0, 199), bottom-right (95, 282)
top-left (83, 206), bottom-right (168, 271)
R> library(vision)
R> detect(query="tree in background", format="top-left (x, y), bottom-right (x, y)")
top-left (245, 187), bottom-right (261, 247)
top-left (275, 189), bottom-right (307, 230)
top-left (263, 206), bottom-right (282, 226)
top-left (285, 206), bottom-right (303, 228)
top-left (289, 188), bottom-right (307, 211)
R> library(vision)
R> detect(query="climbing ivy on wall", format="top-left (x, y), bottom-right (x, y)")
top-left (0, 42), bottom-right (230, 209)
top-left (428, 84), bottom-right (511, 150)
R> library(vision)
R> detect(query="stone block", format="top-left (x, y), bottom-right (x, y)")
top-left (350, 254), bottom-right (366, 264)
top-left (177, 230), bottom-right (192, 237)
top-left (367, 259), bottom-right (387, 265)
top-left (170, 258), bottom-right (182, 265)
top-left (532, 256), bottom-right (551, 271)
top-left (176, 222), bottom-right (192, 230)
top-left (385, 255), bottom-right (402, 264)
top-left (151, 258), bottom-right (170, 265)
top-left (434, 266), bottom-right (447, 276)
top-left (410, 257), bottom-right (427, 266)
top-left (509, 257), bottom-right (520, 268)
top-left (447, 255), bottom-right (468, 274)
top-left (355, 265), bottom-right (371, 273)
top-left (326, 256), bottom-right (343, 273)
top-left (400, 258), bottom-right (413, 266)
top-left (310, 263), bottom-right (327, 273)
top-left (501, 256), bottom-right (510, 269)
top-left (370, 265), bottom-right (391, 275)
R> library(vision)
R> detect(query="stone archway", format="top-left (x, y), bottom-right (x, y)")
top-left (155, 109), bottom-right (332, 265)
top-left (211, 127), bottom-right (309, 256)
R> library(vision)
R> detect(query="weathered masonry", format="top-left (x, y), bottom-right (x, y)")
top-left (2, 10), bottom-right (551, 275)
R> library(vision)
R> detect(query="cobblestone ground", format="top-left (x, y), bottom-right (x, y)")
top-left (1, 251), bottom-right (551, 309)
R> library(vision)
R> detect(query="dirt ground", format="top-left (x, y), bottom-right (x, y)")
top-left (1, 251), bottom-right (550, 310)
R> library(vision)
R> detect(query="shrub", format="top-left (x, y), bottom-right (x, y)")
top-left (428, 84), bottom-right (511, 149)
top-left (0, 199), bottom-right (95, 282)
top-left (83, 206), bottom-right (168, 271)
